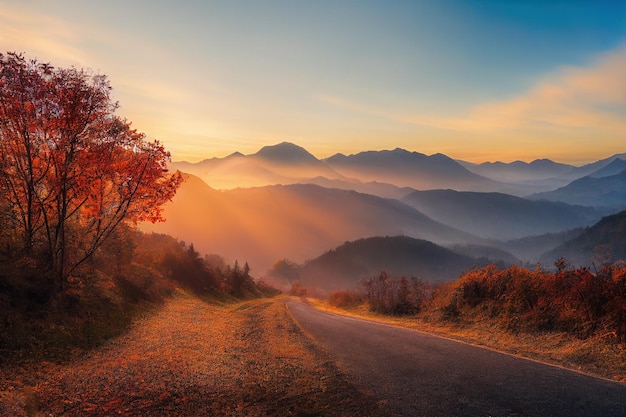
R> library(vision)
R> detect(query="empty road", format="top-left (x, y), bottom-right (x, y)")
top-left (287, 300), bottom-right (626, 417)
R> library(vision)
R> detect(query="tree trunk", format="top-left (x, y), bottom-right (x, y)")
top-left (52, 224), bottom-right (65, 293)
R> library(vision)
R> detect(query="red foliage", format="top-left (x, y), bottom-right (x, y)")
top-left (0, 52), bottom-right (182, 290)
top-left (447, 264), bottom-right (626, 341)
top-left (328, 290), bottom-right (362, 308)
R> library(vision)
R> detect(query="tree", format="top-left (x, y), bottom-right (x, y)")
top-left (228, 260), bottom-right (246, 296)
top-left (289, 282), bottom-right (308, 297)
top-left (0, 52), bottom-right (182, 292)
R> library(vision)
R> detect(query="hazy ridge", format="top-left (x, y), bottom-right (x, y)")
top-left (271, 236), bottom-right (493, 294)
top-left (160, 142), bottom-right (626, 290)
top-left (540, 210), bottom-right (626, 267)
top-left (143, 173), bottom-right (478, 276)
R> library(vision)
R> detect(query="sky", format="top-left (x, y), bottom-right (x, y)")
top-left (1, 0), bottom-right (625, 164)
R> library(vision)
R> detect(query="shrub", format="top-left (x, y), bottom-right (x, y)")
top-left (328, 290), bottom-right (362, 308)
top-left (289, 283), bottom-right (308, 297)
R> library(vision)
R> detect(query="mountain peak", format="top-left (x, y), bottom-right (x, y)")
top-left (226, 151), bottom-right (245, 159)
top-left (253, 142), bottom-right (319, 164)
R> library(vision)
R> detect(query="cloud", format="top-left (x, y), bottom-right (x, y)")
top-left (316, 44), bottom-right (626, 135)
top-left (402, 44), bottom-right (626, 133)
top-left (0, 7), bottom-right (89, 66)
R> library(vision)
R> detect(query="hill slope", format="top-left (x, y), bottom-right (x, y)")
top-left (297, 236), bottom-right (483, 293)
top-left (325, 149), bottom-right (518, 193)
top-left (141, 174), bottom-right (479, 274)
top-left (402, 189), bottom-right (605, 240)
top-left (588, 158), bottom-right (626, 178)
top-left (171, 142), bottom-right (345, 189)
top-left (540, 210), bottom-right (626, 267)
top-left (529, 170), bottom-right (626, 208)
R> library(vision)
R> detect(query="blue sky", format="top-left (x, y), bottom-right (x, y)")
top-left (1, 0), bottom-right (625, 163)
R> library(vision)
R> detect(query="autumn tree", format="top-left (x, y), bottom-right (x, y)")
top-left (0, 52), bottom-right (182, 292)
top-left (227, 260), bottom-right (255, 297)
top-left (361, 272), bottom-right (429, 315)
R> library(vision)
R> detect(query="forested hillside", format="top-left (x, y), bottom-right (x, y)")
top-left (540, 210), bottom-right (626, 267)
top-left (273, 236), bottom-right (488, 294)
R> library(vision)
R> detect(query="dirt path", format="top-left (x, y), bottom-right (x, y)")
top-left (1, 293), bottom-right (384, 416)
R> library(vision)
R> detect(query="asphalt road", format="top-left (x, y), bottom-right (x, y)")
top-left (287, 300), bottom-right (626, 417)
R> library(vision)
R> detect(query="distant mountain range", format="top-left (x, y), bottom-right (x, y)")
top-left (459, 159), bottom-right (576, 183)
top-left (461, 153), bottom-right (626, 184)
top-left (501, 228), bottom-right (585, 263)
top-left (157, 143), bottom-right (626, 288)
top-left (588, 158), bottom-right (626, 178)
top-left (172, 143), bottom-right (344, 189)
top-left (324, 148), bottom-right (520, 193)
top-left (172, 142), bottom-right (626, 200)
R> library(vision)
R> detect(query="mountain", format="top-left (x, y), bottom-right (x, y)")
top-left (529, 169), bottom-right (626, 208)
top-left (141, 174), bottom-right (480, 275)
top-left (588, 158), bottom-right (626, 178)
top-left (460, 159), bottom-right (576, 184)
top-left (252, 142), bottom-right (319, 164)
top-left (295, 236), bottom-right (484, 293)
top-left (171, 152), bottom-right (293, 189)
top-left (402, 189), bottom-right (605, 240)
top-left (570, 153), bottom-right (626, 179)
top-left (459, 153), bottom-right (626, 192)
top-left (540, 211), bottom-right (626, 267)
top-left (448, 244), bottom-right (521, 266)
top-left (325, 148), bottom-right (527, 193)
top-left (171, 142), bottom-right (345, 189)
top-left (502, 228), bottom-right (585, 263)
top-left (172, 144), bottom-right (626, 195)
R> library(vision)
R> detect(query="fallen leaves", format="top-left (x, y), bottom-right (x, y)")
top-left (1, 292), bottom-right (383, 416)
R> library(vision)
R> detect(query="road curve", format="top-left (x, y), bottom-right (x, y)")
top-left (287, 300), bottom-right (626, 417)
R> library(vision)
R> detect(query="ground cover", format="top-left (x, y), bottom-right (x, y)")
top-left (0, 291), bottom-right (384, 416)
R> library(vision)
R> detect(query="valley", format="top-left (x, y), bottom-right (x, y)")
top-left (143, 142), bottom-right (626, 293)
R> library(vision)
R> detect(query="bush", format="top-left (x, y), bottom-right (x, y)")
top-left (328, 290), bottom-right (362, 308)
top-left (289, 283), bottom-right (308, 297)
top-left (361, 273), bottom-right (428, 315)
top-left (438, 263), bottom-right (626, 340)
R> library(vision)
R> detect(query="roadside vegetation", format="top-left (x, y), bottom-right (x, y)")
top-left (321, 261), bottom-right (626, 382)
top-left (0, 224), bottom-right (279, 362)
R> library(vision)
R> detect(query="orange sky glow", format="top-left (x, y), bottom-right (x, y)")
top-left (1, 1), bottom-right (625, 165)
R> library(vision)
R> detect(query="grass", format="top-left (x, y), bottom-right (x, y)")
top-left (309, 298), bottom-right (626, 383)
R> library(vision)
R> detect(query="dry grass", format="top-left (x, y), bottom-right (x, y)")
top-left (0, 291), bottom-right (384, 416)
top-left (310, 298), bottom-right (626, 384)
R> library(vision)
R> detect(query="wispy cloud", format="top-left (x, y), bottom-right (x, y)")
top-left (0, 7), bottom-right (89, 66)
top-left (317, 44), bottom-right (626, 134)
top-left (452, 44), bottom-right (626, 132)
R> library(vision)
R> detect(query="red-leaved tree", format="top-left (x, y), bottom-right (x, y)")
top-left (0, 52), bottom-right (182, 292)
